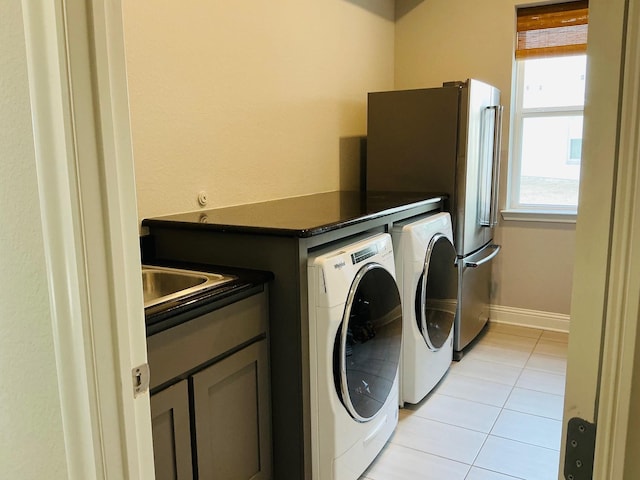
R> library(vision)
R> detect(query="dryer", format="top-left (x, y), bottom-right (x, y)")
top-left (392, 212), bottom-right (458, 405)
top-left (307, 233), bottom-right (402, 480)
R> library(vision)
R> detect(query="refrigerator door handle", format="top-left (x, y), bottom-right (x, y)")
top-left (489, 105), bottom-right (503, 227)
top-left (463, 244), bottom-right (501, 268)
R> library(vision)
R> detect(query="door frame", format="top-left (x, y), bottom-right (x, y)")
top-left (591, 0), bottom-right (640, 476)
top-left (562, 0), bottom-right (640, 477)
top-left (21, 1), bottom-right (155, 478)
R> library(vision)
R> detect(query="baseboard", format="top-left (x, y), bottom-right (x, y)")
top-left (489, 305), bottom-right (570, 333)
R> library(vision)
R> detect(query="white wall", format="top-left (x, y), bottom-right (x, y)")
top-left (0, 2), bottom-right (68, 477)
top-left (123, 0), bottom-right (395, 221)
top-left (395, 0), bottom-right (575, 316)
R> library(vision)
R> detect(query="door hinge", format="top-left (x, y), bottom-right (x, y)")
top-left (132, 363), bottom-right (150, 397)
top-left (564, 417), bottom-right (596, 480)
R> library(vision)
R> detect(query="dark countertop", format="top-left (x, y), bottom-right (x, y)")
top-left (142, 190), bottom-right (445, 238)
top-left (144, 260), bottom-right (273, 336)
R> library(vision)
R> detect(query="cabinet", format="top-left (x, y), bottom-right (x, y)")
top-left (150, 381), bottom-right (193, 480)
top-left (144, 191), bottom-right (443, 478)
top-left (192, 340), bottom-right (270, 479)
top-left (147, 288), bottom-right (271, 480)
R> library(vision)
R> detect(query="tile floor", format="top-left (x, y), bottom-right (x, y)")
top-left (360, 322), bottom-right (569, 480)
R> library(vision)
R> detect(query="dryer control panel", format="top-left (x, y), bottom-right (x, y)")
top-left (351, 245), bottom-right (378, 264)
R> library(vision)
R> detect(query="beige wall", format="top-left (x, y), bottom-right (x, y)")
top-left (123, 0), bottom-right (395, 221)
top-left (0, 2), bottom-right (68, 477)
top-left (395, 0), bottom-right (575, 315)
top-left (493, 222), bottom-right (575, 313)
top-left (123, 0), bottom-right (574, 315)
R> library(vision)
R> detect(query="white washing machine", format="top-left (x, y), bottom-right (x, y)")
top-left (392, 212), bottom-right (458, 405)
top-left (307, 233), bottom-right (402, 480)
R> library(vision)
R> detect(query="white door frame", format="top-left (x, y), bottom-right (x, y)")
top-left (21, 1), bottom-right (154, 478)
top-left (591, 0), bottom-right (640, 476)
top-left (563, 0), bottom-right (640, 478)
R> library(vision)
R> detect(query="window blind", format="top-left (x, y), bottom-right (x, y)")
top-left (516, 1), bottom-right (589, 59)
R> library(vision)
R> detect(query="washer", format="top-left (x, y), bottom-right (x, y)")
top-left (392, 212), bottom-right (458, 405)
top-left (307, 233), bottom-right (402, 480)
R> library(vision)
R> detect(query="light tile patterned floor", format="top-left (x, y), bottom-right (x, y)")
top-left (360, 323), bottom-right (568, 480)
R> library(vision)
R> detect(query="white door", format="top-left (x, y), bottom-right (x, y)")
top-left (337, 263), bottom-right (403, 421)
top-left (562, 0), bottom-right (640, 478)
top-left (416, 233), bottom-right (457, 351)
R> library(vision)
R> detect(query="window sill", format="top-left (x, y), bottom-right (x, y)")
top-left (501, 209), bottom-right (577, 224)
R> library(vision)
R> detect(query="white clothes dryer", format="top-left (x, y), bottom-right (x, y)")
top-left (392, 212), bottom-right (458, 405)
top-left (307, 233), bottom-right (402, 480)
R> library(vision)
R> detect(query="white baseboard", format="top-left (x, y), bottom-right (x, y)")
top-left (489, 305), bottom-right (570, 333)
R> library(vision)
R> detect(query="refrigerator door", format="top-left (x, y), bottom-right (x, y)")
top-left (455, 80), bottom-right (502, 256)
top-left (454, 243), bottom-right (501, 352)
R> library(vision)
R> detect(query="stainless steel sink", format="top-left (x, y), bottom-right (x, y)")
top-left (142, 265), bottom-right (236, 308)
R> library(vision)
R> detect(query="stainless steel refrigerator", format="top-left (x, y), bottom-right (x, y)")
top-left (366, 79), bottom-right (503, 356)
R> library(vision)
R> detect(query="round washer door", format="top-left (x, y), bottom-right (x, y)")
top-left (415, 233), bottom-right (458, 351)
top-left (334, 263), bottom-right (402, 422)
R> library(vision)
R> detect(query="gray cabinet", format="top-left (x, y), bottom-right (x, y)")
top-left (150, 380), bottom-right (193, 480)
top-left (148, 288), bottom-right (271, 480)
top-left (192, 339), bottom-right (271, 479)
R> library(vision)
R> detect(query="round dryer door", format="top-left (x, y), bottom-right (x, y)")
top-left (416, 233), bottom-right (458, 351)
top-left (334, 263), bottom-right (402, 422)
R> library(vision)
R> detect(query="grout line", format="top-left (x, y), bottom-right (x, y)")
top-left (496, 408), bottom-right (564, 423)
top-left (464, 465), bottom-right (527, 480)
top-left (507, 385), bottom-right (564, 398)
top-left (487, 322), bottom-right (545, 339)
top-left (523, 366), bottom-right (567, 376)
top-left (485, 432), bottom-right (562, 452)
top-left (454, 350), bottom-right (530, 370)
top-left (486, 378), bottom-right (520, 434)
top-left (501, 405), bottom-right (563, 422)
top-left (468, 421), bottom-right (495, 469)
top-left (401, 409), bottom-right (498, 436)
top-left (434, 391), bottom-right (509, 409)
top-left (453, 353), bottom-right (532, 370)
top-left (538, 337), bottom-right (569, 345)
top-left (386, 440), bottom-right (474, 467)
top-left (447, 370), bottom-right (523, 388)
top-left (484, 328), bottom-right (543, 341)
top-left (471, 345), bottom-right (530, 469)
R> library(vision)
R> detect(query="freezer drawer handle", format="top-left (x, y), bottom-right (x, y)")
top-left (464, 244), bottom-right (501, 268)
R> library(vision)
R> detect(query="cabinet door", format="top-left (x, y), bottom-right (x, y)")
top-left (150, 380), bottom-right (193, 480)
top-left (192, 339), bottom-right (272, 480)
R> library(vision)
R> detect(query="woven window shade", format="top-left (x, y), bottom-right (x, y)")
top-left (516, 1), bottom-right (589, 59)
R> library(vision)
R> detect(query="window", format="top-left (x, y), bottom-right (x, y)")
top-left (507, 1), bottom-right (589, 218)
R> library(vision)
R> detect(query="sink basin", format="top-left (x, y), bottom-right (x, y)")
top-left (142, 265), bottom-right (236, 308)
